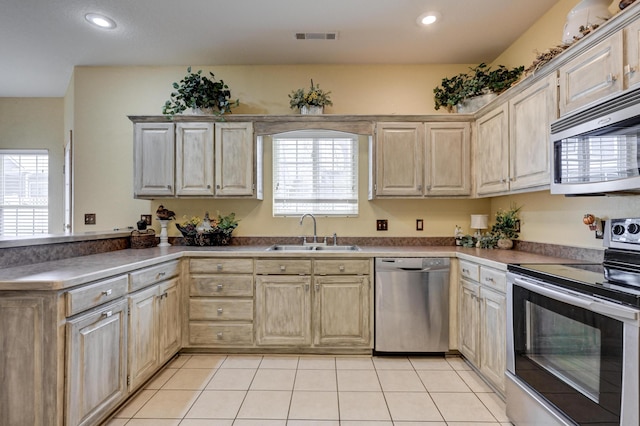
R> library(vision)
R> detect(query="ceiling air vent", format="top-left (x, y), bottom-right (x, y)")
top-left (294, 32), bottom-right (339, 40)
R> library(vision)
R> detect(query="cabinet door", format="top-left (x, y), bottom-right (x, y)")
top-left (255, 276), bottom-right (311, 346)
top-left (509, 73), bottom-right (557, 191)
top-left (128, 285), bottom-right (159, 390)
top-left (476, 103), bottom-right (509, 196)
top-left (425, 122), bottom-right (471, 196)
top-left (133, 122), bottom-right (175, 197)
top-left (480, 287), bottom-right (506, 394)
top-left (313, 276), bottom-right (371, 347)
top-left (558, 31), bottom-right (623, 116)
top-left (66, 299), bottom-right (128, 426)
top-left (625, 19), bottom-right (640, 90)
top-left (375, 122), bottom-right (423, 196)
top-left (458, 279), bottom-right (480, 365)
top-left (175, 122), bottom-right (214, 196)
top-left (158, 278), bottom-right (181, 364)
top-left (214, 122), bottom-right (255, 196)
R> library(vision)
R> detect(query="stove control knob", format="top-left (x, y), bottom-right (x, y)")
top-left (613, 224), bottom-right (626, 236)
top-left (629, 223), bottom-right (640, 234)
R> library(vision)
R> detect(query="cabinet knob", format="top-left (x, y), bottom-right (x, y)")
top-left (280, 265), bottom-right (286, 272)
top-left (102, 310), bottom-right (113, 318)
top-left (167, 185), bottom-right (172, 190)
top-left (216, 184), bottom-right (221, 189)
top-left (315, 284), bottom-right (319, 291)
top-left (102, 289), bottom-right (112, 296)
top-left (305, 284), bottom-right (310, 292)
top-left (216, 264), bottom-right (223, 271)
top-left (216, 332), bottom-right (224, 339)
top-left (216, 284), bottom-right (224, 290)
top-left (606, 73), bottom-right (617, 84)
top-left (339, 265), bottom-right (345, 272)
top-left (217, 308), bottom-right (223, 314)
top-left (207, 184), bottom-right (211, 189)
top-left (160, 292), bottom-right (168, 299)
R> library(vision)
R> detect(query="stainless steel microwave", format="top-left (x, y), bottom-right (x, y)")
top-left (551, 88), bottom-right (640, 195)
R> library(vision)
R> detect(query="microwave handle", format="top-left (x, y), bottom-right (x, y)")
top-left (513, 277), bottom-right (639, 322)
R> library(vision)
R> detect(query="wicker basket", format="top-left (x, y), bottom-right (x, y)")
top-left (130, 229), bottom-right (157, 249)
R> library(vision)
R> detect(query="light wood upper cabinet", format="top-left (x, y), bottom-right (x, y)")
top-left (425, 122), bottom-right (471, 196)
top-left (175, 122), bottom-right (214, 196)
top-left (66, 298), bottom-right (128, 426)
top-left (558, 31), bottom-right (623, 116)
top-left (132, 120), bottom-right (260, 199)
top-left (509, 73), bottom-right (557, 192)
top-left (476, 103), bottom-right (510, 196)
top-left (373, 121), bottom-right (471, 197)
top-left (374, 122), bottom-right (423, 196)
top-left (625, 18), bottom-right (640, 89)
top-left (133, 122), bottom-right (175, 197)
top-left (215, 122), bottom-right (255, 196)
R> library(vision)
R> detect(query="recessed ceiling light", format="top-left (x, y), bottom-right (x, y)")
top-left (417, 12), bottom-right (440, 26)
top-left (85, 13), bottom-right (117, 30)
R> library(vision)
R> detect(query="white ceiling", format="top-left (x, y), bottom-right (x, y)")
top-left (1, 0), bottom-right (561, 97)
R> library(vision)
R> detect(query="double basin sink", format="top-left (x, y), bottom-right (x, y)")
top-left (266, 244), bottom-right (361, 252)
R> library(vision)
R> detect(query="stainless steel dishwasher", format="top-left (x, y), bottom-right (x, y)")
top-left (375, 257), bottom-right (450, 353)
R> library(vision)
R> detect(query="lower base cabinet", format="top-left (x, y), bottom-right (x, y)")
top-left (66, 299), bottom-right (128, 426)
top-left (458, 260), bottom-right (507, 395)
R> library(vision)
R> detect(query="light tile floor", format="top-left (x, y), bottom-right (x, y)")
top-left (103, 354), bottom-right (512, 426)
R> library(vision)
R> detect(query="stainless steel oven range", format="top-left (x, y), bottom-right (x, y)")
top-left (506, 217), bottom-right (640, 426)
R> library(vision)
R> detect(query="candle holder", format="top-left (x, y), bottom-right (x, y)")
top-left (157, 219), bottom-right (171, 247)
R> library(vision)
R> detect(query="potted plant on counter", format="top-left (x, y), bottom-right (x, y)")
top-left (489, 204), bottom-right (522, 249)
top-left (433, 63), bottom-right (524, 113)
top-left (162, 67), bottom-right (239, 117)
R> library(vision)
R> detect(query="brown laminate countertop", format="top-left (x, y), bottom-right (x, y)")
top-left (0, 245), bottom-right (585, 291)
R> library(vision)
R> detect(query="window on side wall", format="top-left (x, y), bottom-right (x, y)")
top-left (272, 130), bottom-right (358, 216)
top-left (0, 150), bottom-right (49, 236)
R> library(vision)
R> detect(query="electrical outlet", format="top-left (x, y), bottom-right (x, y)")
top-left (416, 219), bottom-right (424, 231)
top-left (84, 213), bottom-right (96, 225)
top-left (376, 219), bottom-right (388, 231)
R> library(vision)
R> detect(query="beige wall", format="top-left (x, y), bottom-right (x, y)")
top-left (5, 0), bottom-right (640, 249)
top-left (0, 98), bottom-right (65, 233)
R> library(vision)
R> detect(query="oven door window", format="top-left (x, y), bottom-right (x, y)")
top-left (513, 285), bottom-right (623, 425)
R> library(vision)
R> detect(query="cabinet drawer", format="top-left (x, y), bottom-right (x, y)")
top-left (255, 259), bottom-right (312, 275)
top-left (190, 275), bottom-right (254, 296)
top-left (190, 299), bottom-right (253, 321)
top-left (190, 258), bottom-right (253, 274)
top-left (129, 260), bottom-right (180, 292)
top-left (189, 323), bottom-right (254, 345)
top-left (480, 266), bottom-right (506, 293)
top-left (66, 275), bottom-right (128, 317)
top-left (459, 260), bottom-right (480, 281)
top-left (314, 259), bottom-right (370, 275)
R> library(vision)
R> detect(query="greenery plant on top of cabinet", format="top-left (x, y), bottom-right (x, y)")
top-left (162, 67), bottom-right (239, 117)
top-left (433, 63), bottom-right (524, 112)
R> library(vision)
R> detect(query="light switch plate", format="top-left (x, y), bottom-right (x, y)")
top-left (416, 219), bottom-right (424, 231)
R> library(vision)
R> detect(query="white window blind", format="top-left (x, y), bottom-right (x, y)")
top-left (273, 130), bottom-right (358, 216)
top-left (0, 150), bottom-right (49, 236)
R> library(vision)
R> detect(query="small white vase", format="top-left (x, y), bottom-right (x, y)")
top-left (562, 0), bottom-right (612, 44)
top-left (301, 105), bottom-right (323, 115)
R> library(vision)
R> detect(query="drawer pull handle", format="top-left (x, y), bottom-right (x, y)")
top-left (462, 268), bottom-right (469, 274)
top-left (339, 265), bottom-right (345, 271)
top-left (156, 272), bottom-right (166, 279)
top-left (102, 289), bottom-right (112, 296)
top-left (217, 308), bottom-right (223, 314)
top-left (217, 284), bottom-right (224, 290)
top-left (102, 310), bottom-right (113, 318)
top-left (280, 265), bottom-right (286, 272)
top-left (216, 264), bottom-right (223, 271)
top-left (305, 284), bottom-right (310, 292)
top-left (160, 292), bottom-right (168, 299)
top-left (217, 332), bottom-right (224, 339)
top-left (485, 277), bottom-right (494, 282)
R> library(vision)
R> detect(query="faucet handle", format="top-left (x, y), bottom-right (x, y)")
top-left (332, 232), bottom-right (337, 246)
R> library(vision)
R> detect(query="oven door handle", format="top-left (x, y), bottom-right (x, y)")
top-left (513, 277), bottom-right (640, 322)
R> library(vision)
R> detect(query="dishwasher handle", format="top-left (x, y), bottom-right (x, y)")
top-left (375, 257), bottom-right (450, 272)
